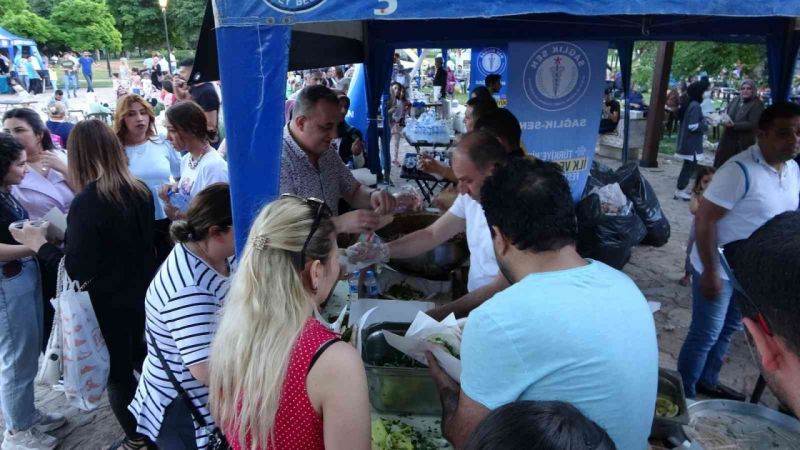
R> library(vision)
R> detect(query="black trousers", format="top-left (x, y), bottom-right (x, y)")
top-left (94, 303), bottom-right (147, 440)
top-left (677, 159), bottom-right (697, 190)
top-left (598, 119), bottom-right (618, 134)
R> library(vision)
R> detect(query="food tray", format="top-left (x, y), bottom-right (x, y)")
top-left (684, 400), bottom-right (800, 449)
top-left (361, 322), bottom-right (441, 415)
top-left (651, 368), bottom-right (691, 440)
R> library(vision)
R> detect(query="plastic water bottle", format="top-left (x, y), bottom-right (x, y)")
top-left (348, 270), bottom-right (360, 301)
top-left (364, 270), bottom-right (380, 298)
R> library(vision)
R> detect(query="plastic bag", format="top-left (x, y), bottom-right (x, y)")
top-left (616, 163), bottom-right (671, 247)
top-left (60, 267), bottom-right (110, 411)
top-left (391, 186), bottom-right (424, 215)
top-left (37, 259), bottom-right (65, 387)
top-left (345, 236), bottom-right (390, 270)
top-left (588, 183), bottom-right (630, 216)
top-left (576, 193), bottom-right (646, 270)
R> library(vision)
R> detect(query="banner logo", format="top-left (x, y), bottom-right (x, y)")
top-left (264, 0), bottom-right (326, 13)
top-left (476, 47), bottom-right (507, 76)
top-left (523, 42), bottom-right (592, 111)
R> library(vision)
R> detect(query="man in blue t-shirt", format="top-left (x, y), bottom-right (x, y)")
top-left (427, 158), bottom-right (659, 450)
top-left (78, 51), bottom-right (95, 92)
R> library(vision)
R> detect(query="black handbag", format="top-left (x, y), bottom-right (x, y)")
top-left (146, 328), bottom-right (231, 450)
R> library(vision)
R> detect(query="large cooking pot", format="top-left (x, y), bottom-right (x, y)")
top-left (376, 212), bottom-right (468, 279)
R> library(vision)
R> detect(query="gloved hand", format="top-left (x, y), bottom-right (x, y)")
top-left (346, 239), bottom-right (390, 268)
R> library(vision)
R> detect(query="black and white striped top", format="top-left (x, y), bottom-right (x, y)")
top-left (129, 243), bottom-right (231, 450)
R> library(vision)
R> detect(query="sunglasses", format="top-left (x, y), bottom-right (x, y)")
top-left (280, 194), bottom-right (332, 269)
top-left (717, 247), bottom-right (773, 337)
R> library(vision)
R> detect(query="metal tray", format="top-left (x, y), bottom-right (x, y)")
top-left (651, 368), bottom-right (691, 440)
top-left (361, 322), bottom-right (441, 415)
top-left (684, 400), bottom-right (800, 449)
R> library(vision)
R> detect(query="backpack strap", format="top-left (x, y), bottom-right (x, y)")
top-left (733, 160), bottom-right (750, 200)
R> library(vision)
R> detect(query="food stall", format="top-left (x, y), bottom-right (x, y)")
top-left (191, 0), bottom-right (800, 446)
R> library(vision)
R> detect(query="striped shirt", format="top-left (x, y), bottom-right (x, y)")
top-left (129, 243), bottom-right (231, 449)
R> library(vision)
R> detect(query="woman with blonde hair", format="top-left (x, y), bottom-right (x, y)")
top-left (209, 196), bottom-right (370, 450)
top-left (115, 94), bottom-right (181, 260)
top-left (11, 119), bottom-right (158, 450)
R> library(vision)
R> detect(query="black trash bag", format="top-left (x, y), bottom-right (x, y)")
top-left (576, 193), bottom-right (647, 270)
top-left (616, 162), bottom-right (671, 247)
top-left (582, 161), bottom-right (618, 197)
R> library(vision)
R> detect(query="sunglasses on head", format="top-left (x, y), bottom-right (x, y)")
top-left (718, 247), bottom-right (773, 337)
top-left (280, 194), bottom-right (332, 269)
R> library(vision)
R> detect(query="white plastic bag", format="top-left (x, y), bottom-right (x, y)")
top-left (36, 260), bottom-right (65, 387)
top-left (59, 265), bottom-right (109, 411)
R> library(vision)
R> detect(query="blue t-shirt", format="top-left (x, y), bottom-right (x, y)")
top-left (461, 260), bottom-right (658, 450)
top-left (78, 56), bottom-right (94, 74)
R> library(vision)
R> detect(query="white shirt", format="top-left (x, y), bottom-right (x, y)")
top-left (448, 194), bottom-right (500, 291)
top-left (126, 137), bottom-right (181, 220)
top-left (178, 149), bottom-right (229, 200)
top-left (691, 145), bottom-right (800, 277)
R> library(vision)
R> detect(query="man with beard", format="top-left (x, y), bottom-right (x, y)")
top-left (728, 211), bottom-right (800, 417)
top-left (427, 158), bottom-right (658, 450)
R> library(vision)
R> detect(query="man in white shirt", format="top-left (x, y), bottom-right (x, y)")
top-left (678, 101), bottom-right (800, 400)
top-left (386, 131), bottom-right (511, 319)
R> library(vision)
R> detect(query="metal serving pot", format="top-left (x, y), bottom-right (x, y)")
top-left (376, 212), bottom-right (468, 279)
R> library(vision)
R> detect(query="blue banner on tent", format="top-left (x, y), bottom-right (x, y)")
top-left (469, 46), bottom-right (509, 107)
top-left (506, 40), bottom-right (607, 201)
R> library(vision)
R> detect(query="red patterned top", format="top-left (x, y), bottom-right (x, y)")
top-left (228, 318), bottom-right (337, 450)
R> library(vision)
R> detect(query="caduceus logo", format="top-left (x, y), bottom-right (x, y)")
top-left (264, 0), bottom-right (326, 13)
top-left (523, 42), bottom-right (591, 112)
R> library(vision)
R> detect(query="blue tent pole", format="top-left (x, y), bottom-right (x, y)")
top-left (216, 24), bottom-right (290, 252)
top-left (416, 48), bottom-right (422, 89)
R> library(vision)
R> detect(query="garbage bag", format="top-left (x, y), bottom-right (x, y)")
top-left (576, 193), bottom-right (646, 270)
top-left (582, 161), bottom-right (619, 197)
top-left (616, 162), bottom-right (671, 247)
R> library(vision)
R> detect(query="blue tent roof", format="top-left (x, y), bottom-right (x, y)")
top-left (215, 0), bottom-right (800, 26)
top-left (208, 0), bottom-right (800, 250)
top-left (0, 26), bottom-right (36, 48)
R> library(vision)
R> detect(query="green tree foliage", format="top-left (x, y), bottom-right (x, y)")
top-left (51, 0), bottom-right (122, 51)
top-left (27, 0), bottom-right (55, 16)
top-left (0, 10), bottom-right (62, 44)
top-left (170, 0), bottom-right (205, 47)
top-left (107, 0), bottom-right (167, 50)
top-left (0, 0), bottom-right (29, 13)
top-left (632, 41), bottom-right (766, 89)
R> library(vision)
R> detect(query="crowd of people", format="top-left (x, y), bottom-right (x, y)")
top-left (0, 46), bottom-right (799, 450)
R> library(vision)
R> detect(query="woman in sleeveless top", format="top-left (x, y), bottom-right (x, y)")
top-left (209, 195), bottom-right (370, 450)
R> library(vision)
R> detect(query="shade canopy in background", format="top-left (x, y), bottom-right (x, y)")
top-left (197, 0), bottom-right (800, 249)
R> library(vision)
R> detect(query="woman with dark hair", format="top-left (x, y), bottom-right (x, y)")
top-left (0, 133), bottom-right (65, 450)
top-left (674, 82), bottom-right (708, 200)
top-left (11, 120), bottom-right (157, 450)
top-left (388, 82), bottom-right (410, 166)
top-left (115, 94), bottom-right (181, 261)
top-left (470, 85), bottom-right (493, 102)
top-left (130, 183), bottom-right (234, 450)
top-left (159, 101), bottom-right (228, 220)
top-left (465, 401), bottom-right (616, 450)
top-left (2, 108), bottom-right (75, 219)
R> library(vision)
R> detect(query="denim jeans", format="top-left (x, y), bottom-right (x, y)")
top-left (677, 267), bottom-right (741, 398)
top-left (0, 258), bottom-right (43, 431)
top-left (64, 74), bottom-right (78, 97)
top-left (82, 72), bottom-right (94, 92)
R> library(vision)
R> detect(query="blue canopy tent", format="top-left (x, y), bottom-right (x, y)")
top-left (0, 27), bottom-right (37, 64)
top-left (203, 1), bottom-right (800, 249)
